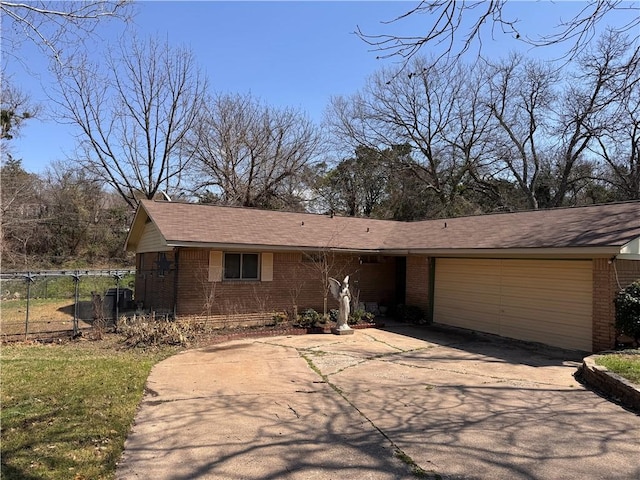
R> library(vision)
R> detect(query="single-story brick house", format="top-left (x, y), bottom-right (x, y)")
top-left (125, 199), bottom-right (640, 352)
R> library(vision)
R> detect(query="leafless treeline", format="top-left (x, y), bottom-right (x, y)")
top-left (326, 30), bottom-right (639, 218)
top-left (3, 1), bottom-right (639, 269)
top-left (46, 29), bottom-right (638, 220)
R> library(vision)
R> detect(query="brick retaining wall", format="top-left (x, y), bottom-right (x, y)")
top-left (577, 354), bottom-right (640, 413)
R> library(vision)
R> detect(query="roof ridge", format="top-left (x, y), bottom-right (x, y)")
top-left (141, 198), bottom-right (640, 224)
top-left (407, 199), bottom-right (640, 223)
top-left (141, 198), bottom-right (402, 224)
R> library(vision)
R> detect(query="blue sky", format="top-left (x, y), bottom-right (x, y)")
top-left (4, 1), bottom-right (637, 172)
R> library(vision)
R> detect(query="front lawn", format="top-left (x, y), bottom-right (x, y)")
top-left (1, 337), bottom-right (178, 479)
top-left (595, 353), bottom-right (640, 385)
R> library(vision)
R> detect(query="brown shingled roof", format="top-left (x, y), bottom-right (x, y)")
top-left (393, 201), bottom-right (640, 250)
top-left (136, 199), bottom-right (398, 251)
top-left (128, 199), bottom-right (640, 254)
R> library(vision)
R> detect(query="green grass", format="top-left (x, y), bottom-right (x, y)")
top-left (596, 353), bottom-right (640, 384)
top-left (1, 337), bottom-right (178, 480)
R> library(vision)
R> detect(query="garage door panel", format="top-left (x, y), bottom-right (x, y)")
top-left (434, 259), bottom-right (502, 335)
top-left (500, 317), bottom-right (592, 351)
top-left (436, 294), bottom-right (500, 315)
top-left (435, 306), bottom-right (501, 335)
top-left (501, 262), bottom-right (591, 280)
top-left (501, 273), bottom-right (591, 288)
top-left (437, 289), bottom-right (501, 306)
top-left (500, 312), bottom-right (591, 335)
top-left (434, 258), bottom-right (593, 351)
top-left (437, 273), bottom-right (500, 287)
top-left (500, 294), bottom-right (592, 313)
top-left (500, 324), bottom-right (590, 351)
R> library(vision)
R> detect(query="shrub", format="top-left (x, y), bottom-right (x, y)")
top-left (271, 311), bottom-right (288, 325)
top-left (298, 308), bottom-right (322, 327)
top-left (615, 280), bottom-right (640, 346)
top-left (118, 316), bottom-right (205, 347)
top-left (348, 309), bottom-right (375, 325)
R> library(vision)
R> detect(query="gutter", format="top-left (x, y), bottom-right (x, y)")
top-left (163, 242), bottom-right (624, 259)
top-left (164, 241), bottom-right (388, 255)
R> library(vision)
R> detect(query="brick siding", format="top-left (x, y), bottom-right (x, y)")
top-left (134, 251), bottom-right (176, 313)
top-left (616, 259), bottom-right (640, 288)
top-left (136, 249), bottom-right (639, 352)
top-left (136, 248), bottom-right (397, 318)
top-left (592, 258), bottom-right (640, 352)
top-left (405, 255), bottom-right (431, 313)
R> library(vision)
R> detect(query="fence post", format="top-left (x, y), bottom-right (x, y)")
top-left (72, 271), bottom-right (82, 336)
top-left (114, 272), bottom-right (123, 328)
top-left (23, 273), bottom-right (36, 341)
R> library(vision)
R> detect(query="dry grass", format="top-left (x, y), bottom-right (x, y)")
top-left (1, 299), bottom-right (94, 337)
top-left (1, 299), bottom-right (76, 322)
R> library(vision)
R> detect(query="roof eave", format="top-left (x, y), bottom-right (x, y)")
top-left (382, 246), bottom-right (623, 258)
top-left (124, 202), bottom-right (149, 252)
top-left (164, 242), bottom-right (625, 258)
top-left (166, 241), bottom-right (385, 254)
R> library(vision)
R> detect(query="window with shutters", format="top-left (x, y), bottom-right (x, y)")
top-left (224, 253), bottom-right (259, 280)
top-left (209, 251), bottom-right (272, 282)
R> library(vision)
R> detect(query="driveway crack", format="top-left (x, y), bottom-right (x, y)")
top-left (298, 349), bottom-right (443, 479)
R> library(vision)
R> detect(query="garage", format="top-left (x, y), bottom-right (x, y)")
top-left (433, 258), bottom-right (593, 351)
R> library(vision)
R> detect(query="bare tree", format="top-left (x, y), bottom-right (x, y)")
top-left (356, 1), bottom-right (639, 71)
top-left (551, 30), bottom-right (639, 206)
top-left (1, 0), bottom-right (131, 65)
top-left (281, 264), bottom-right (305, 321)
top-left (588, 61), bottom-right (640, 200)
top-left (318, 145), bottom-right (412, 218)
top-left (54, 36), bottom-right (207, 208)
top-left (483, 54), bottom-right (559, 209)
top-left (303, 249), bottom-right (347, 319)
top-left (326, 58), bottom-right (484, 217)
top-left (0, 158), bottom-right (43, 267)
top-left (1, 78), bottom-right (39, 141)
top-left (187, 93), bottom-right (323, 209)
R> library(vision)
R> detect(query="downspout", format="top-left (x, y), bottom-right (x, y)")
top-left (428, 257), bottom-right (436, 323)
top-left (173, 248), bottom-right (180, 319)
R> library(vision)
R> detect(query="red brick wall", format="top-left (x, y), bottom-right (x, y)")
top-left (405, 255), bottom-right (430, 312)
top-left (616, 259), bottom-right (640, 288)
top-left (134, 251), bottom-right (176, 313)
top-left (170, 249), bottom-right (396, 317)
top-left (592, 258), bottom-right (640, 352)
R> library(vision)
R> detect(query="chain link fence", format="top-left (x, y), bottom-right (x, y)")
top-left (1, 270), bottom-right (135, 341)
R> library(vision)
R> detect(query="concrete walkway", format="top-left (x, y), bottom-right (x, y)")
top-left (116, 325), bottom-right (640, 480)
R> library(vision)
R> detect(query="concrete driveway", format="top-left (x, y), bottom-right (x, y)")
top-left (116, 325), bottom-right (640, 480)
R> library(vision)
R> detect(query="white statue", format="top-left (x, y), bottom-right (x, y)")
top-left (329, 275), bottom-right (352, 331)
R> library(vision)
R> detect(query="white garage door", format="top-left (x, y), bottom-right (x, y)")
top-left (434, 258), bottom-right (593, 351)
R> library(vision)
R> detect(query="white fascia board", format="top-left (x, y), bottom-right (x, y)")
top-left (124, 204), bottom-right (149, 252)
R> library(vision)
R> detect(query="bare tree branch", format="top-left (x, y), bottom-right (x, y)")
top-left (356, 1), bottom-right (639, 71)
top-left (1, 76), bottom-right (40, 140)
top-left (1, 0), bottom-right (132, 65)
top-left (53, 35), bottom-right (207, 208)
top-left (187, 93), bottom-right (323, 209)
